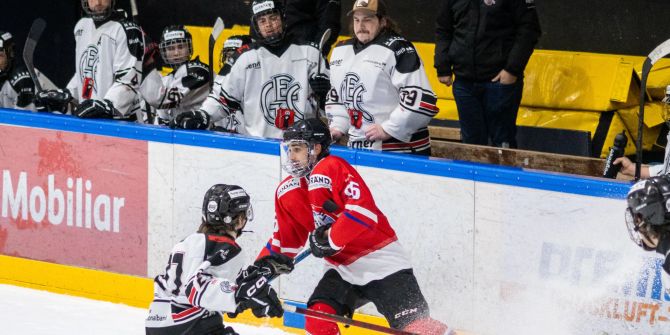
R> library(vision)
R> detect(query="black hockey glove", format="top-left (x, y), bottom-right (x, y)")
top-left (182, 61), bottom-right (211, 90)
top-left (142, 33), bottom-right (162, 76)
top-left (9, 70), bottom-right (36, 108)
top-left (34, 89), bottom-right (73, 113)
top-left (309, 224), bottom-right (339, 258)
top-left (74, 99), bottom-right (117, 119)
top-left (234, 271), bottom-right (283, 318)
top-left (170, 110), bottom-right (210, 130)
top-left (222, 326), bottom-right (239, 335)
top-left (254, 253), bottom-right (295, 281)
top-left (309, 73), bottom-right (330, 102)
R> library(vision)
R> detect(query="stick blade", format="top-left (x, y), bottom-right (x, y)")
top-left (318, 28), bottom-right (332, 52)
top-left (648, 38), bottom-right (670, 65)
top-left (211, 17), bottom-right (225, 40)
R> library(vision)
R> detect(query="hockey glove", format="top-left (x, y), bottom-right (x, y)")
top-left (309, 73), bottom-right (330, 105)
top-left (182, 61), bottom-right (211, 90)
top-left (34, 89), bottom-right (73, 113)
top-left (234, 271), bottom-right (283, 318)
top-left (222, 326), bottom-right (239, 335)
top-left (309, 224), bottom-right (339, 258)
top-left (9, 70), bottom-right (36, 108)
top-left (75, 99), bottom-right (117, 119)
top-left (254, 253), bottom-right (295, 281)
top-left (170, 110), bottom-right (210, 130)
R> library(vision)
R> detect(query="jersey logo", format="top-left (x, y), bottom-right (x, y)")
top-left (260, 74), bottom-right (304, 128)
top-left (313, 210), bottom-right (335, 227)
top-left (308, 174), bottom-right (332, 191)
top-left (79, 44), bottom-right (100, 96)
top-left (340, 73), bottom-right (374, 128)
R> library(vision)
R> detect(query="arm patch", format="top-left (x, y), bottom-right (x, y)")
top-left (391, 39), bottom-right (421, 74)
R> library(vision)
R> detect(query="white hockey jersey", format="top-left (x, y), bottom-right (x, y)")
top-left (205, 40), bottom-right (328, 139)
top-left (66, 11), bottom-right (144, 118)
top-left (200, 74), bottom-right (246, 134)
top-left (0, 66), bottom-right (56, 110)
top-left (146, 233), bottom-right (244, 330)
top-left (140, 58), bottom-right (210, 124)
top-left (326, 31), bottom-right (439, 154)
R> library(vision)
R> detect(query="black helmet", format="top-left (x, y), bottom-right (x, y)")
top-left (0, 31), bottom-right (15, 80)
top-left (81, 0), bottom-right (116, 22)
top-left (283, 118), bottom-right (332, 153)
top-left (159, 25), bottom-right (193, 67)
top-left (250, 0), bottom-right (285, 45)
top-left (202, 184), bottom-right (253, 229)
top-left (220, 35), bottom-right (253, 69)
top-left (626, 176), bottom-right (670, 250)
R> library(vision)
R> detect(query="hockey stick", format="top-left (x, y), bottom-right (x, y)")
top-left (23, 18), bottom-right (46, 94)
top-left (314, 28), bottom-right (332, 119)
top-left (208, 17), bottom-right (225, 87)
top-left (129, 0), bottom-right (139, 23)
top-left (635, 38), bottom-right (670, 180)
top-left (283, 304), bottom-right (418, 335)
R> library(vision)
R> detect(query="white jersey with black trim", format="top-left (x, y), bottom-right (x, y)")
top-left (0, 67), bottom-right (56, 110)
top-left (66, 12), bottom-right (144, 118)
top-left (140, 58), bottom-right (210, 123)
top-left (200, 74), bottom-right (246, 134)
top-left (146, 233), bottom-right (244, 330)
top-left (204, 40), bottom-right (328, 139)
top-left (326, 31), bottom-right (439, 153)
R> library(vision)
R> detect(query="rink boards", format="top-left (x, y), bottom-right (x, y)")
top-left (0, 108), bottom-right (667, 335)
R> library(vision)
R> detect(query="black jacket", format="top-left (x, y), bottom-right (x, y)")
top-left (284, 0), bottom-right (341, 55)
top-left (434, 0), bottom-right (541, 81)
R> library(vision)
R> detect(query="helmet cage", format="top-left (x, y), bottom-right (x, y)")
top-left (663, 85), bottom-right (670, 126)
top-left (81, 0), bottom-right (116, 22)
top-left (159, 29), bottom-right (193, 67)
top-left (280, 139), bottom-right (317, 178)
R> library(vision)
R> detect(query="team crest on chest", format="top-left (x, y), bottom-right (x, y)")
top-left (79, 44), bottom-right (100, 97)
top-left (260, 74), bottom-right (304, 127)
top-left (340, 73), bottom-right (374, 127)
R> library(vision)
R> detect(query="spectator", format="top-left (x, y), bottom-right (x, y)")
top-left (0, 31), bottom-right (60, 111)
top-left (139, 25), bottom-right (210, 126)
top-left (174, 0), bottom-right (329, 140)
top-left (434, 0), bottom-right (541, 148)
top-left (39, 0), bottom-right (145, 120)
top-left (326, 0), bottom-right (438, 155)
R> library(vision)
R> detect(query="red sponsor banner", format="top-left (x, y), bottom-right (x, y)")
top-left (0, 125), bottom-right (148, 276)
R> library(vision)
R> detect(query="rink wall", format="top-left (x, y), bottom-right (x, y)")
top-left (1, 109), bottom-right (668, 334)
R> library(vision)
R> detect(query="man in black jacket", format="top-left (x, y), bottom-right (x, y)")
top-left (434, 0), bottom-right (541, 148)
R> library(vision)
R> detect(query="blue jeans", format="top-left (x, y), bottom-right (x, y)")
top-left (452, 78), bottom-right (524, 148)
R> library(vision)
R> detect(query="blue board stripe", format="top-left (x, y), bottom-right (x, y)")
top-left (0, 108), bottom-right (630, 199)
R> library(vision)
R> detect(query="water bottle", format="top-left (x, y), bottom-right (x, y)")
top-left (602, 131), bottom-right (628, 178)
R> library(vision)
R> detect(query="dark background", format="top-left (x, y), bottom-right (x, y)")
top-left (1, 0), bottom-right (669, 87)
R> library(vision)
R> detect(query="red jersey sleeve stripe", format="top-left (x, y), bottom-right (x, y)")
top-left (343, 212), bottom-right (373, 229)
top-left (344, 204), bottom-right (378, 223)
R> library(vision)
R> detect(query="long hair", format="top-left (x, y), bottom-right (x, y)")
top-left (348, 14), bottom-right (401, 39)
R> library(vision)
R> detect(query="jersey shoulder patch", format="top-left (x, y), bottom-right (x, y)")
top-left (277, 177), bottom-right (304, 199)
top-left (120, 20), bottom-right (144, 60)
top-left (204, 234), bottom-right (242, 265)
top-left (308, 174), bottom-right (333, 191)
top-left (378, 33), bottom-right (421, 73)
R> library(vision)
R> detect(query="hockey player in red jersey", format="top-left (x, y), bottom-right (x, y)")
top-left (145, 184), bottom-right (283, 335)
top-left (255, 118), bottom-right (453, 334)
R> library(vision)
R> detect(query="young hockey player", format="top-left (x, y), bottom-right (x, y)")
top-left (173, 0), bottom-right (330, 140)
top-left (38, 0), bottom-right (144, 120)
top-left (625, 176), bottom-right (670, 282)
top-left (326, 0), bottom-right (438, 155)
top-left (145, 184), bottom-right (283, 334)
top-left (249, 118), bottom-right (453, 334)
top-left (139, 25), bottom-right (210, 125)
top-left (0, 31), bottom-right (59, 111)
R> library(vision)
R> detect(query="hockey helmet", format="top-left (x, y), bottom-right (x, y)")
top-left (159, 25), bottom-right (193, 67)
top-left (662, 85), bottom-right (670, 125)
top-left (81, 0), bottom-right (116, 22)
top-left (626, 176), bottom-right (670, 250)
top-left (250, 0), bottom-right (285, 45)
top-left (220, 35), bottom-right (253, 69)
top-left (0, 31), bottom-right (15, 78)
top-left (202, 184), bottom-right (254, 229)
top-left (281, 118), bottom-right (332, 177)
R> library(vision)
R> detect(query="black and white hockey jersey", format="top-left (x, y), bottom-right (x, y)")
top-left (200, 73), bottom-right (246, 134)
top-left (204, 40), bottom-right (328, 139)
top-left (140, 58), bottom-right (210, 124)
top-left (66, 11), bottom-right (144, 118)
top-left (326, 31), bottom-right (439, 154)
top-left (0, 66), bottom-right (56, 110)
top-left (146, 233), bottom-right (244, 330)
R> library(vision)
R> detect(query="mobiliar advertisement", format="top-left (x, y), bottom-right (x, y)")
top-left (0, 125), bottom-right (148, 276)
